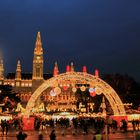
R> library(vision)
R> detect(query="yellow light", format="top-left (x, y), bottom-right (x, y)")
top-left (25, 72), bottom-right (126, 116)
top-left (80, 86), bottom-right (86, 91)
top-left (72, 87), bottom-right (77, 93)
top-left (54, 87), bottom-right (61, 95)
top-left (96, 87), bottom-right (102, 95)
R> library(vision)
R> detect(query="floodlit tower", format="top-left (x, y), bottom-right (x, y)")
top-left (66, 65), bottom-right (70, 72)
top-left (15, 60), bottom-right (21, 80)
top-left (0, 59), bottom-right (4, 80)
top-left (95, 69), bottom-right (99, 77)
top-left (53, 61), bottom-right (59, 76)
top-left (82, 66), bottom-right (87, 73)
top-left (32, 31), bottom-right (44, 80)
top-left (70, 62), bottom-right (74, 72)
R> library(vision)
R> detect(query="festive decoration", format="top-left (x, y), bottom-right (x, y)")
top-left (96, 87), bottom-right (102, 95)
top-left (63, 85), bottom-right (69, 91)
top-left (15, 103), bottom-right (25, 113)
top-left (89, 87), bottom-right (96, 97)
top-left (25, 72), bottom-right (126, 117)
top-left (90, 91), bottom-right (96, 97)
top-left (72, 87), bottom-right (77, 93)
top-left (54, 87), bottom-right (61, 95)
top-left (60, 84), bottom-right (63, 87)
top-left (89, 87), bottom-right (95, 93)
top-left (50, 89), bottom-right (56, 96)
top-left (80, 86), bottom-right (86, 91)
top-left (67, 84), bottom-right (70, 87)
top-left (22, 117), bottom-right (34, 130)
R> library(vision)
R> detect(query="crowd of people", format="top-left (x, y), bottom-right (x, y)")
top-left (34, 116), bottom-right (105, 133)
top-left (0, 117), bottom-right (23, 133)
top-left (33, 116), bottom-right (138, 135)
top-left (1, 119), bottom-right (9, 135)
top-left (0, 115), bottom-right (140, 140)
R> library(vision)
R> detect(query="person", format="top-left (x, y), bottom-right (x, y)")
top-left (1, 120), bottom-right (5, 135)
top-left (132, 119), bottom-right (136, 131)
top-left (83, 124), bottom-right (88, 134)
top-left (107, 117), bottom-right (112, 133)
top-left (93, 131), bottom-right (103, 140)
top-left (135, 119), bottom-right (139, 130)
top-left (121, 119), bottom-right (127, 132)
top-left (49, 129), bottom-right (56, 140)
top-left (16, 130), bottom-right (27, 140)
top-left (5, 121), bottom-right (9, 136)
top-left (0, 119), bottom-right (9, 136)
top-left (38, 131), bottom-right (43, 140)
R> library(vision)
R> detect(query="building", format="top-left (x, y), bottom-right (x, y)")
top-left (0, 32), bottom-right (79, 112)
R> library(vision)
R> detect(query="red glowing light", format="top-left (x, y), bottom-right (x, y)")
top-left (66, 65), bottom-right (70, 72)
top-left (90, 91), bottom-right (96, 97)
top-left (63, 86), bottom-right (68, 91)
top-left (95, 69), bottom-right (99, 77)
top-left (83, 66), bottom-right (87, 73)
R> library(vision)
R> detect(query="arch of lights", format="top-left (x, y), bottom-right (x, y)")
top-left (25, 72), bottom-right (126, 116)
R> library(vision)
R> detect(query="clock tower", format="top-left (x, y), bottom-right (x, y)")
top-left (32, 32), bottom-right (44, 90)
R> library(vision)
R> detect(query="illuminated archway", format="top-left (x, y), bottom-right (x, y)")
top-left (25, 72), bottom-right (126, 116)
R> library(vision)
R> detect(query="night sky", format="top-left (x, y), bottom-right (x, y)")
top-left (0, 1), bottom-right (140, 82)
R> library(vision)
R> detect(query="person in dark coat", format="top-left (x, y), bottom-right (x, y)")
top-left (49, 129), bottom-right (56, 140)
top-left (38, 132), bottom-right (43, 140)
top-left (16, 131), bottom-right (27, 140)
top-left (5, 121), bottom-right (9, 136)
top-left (1, 120), bottom-right (5, 135)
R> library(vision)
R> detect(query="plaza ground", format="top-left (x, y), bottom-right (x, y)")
top-left (0, 128), bottom-right (139, 140)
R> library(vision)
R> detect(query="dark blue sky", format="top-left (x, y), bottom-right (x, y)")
top-left (0, 1), bottom-right (140, 81)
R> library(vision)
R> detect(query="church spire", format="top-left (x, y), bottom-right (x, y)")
top-left (34, 31), bottom-right (43, 55)
top-left (0, 59), bottom-right (4, 80)
top-left (95, 69), bottom-right (99, 77)
top-left (32, 31), bottom-right (44, 80)
top-left (53, 61), bottom-right (59, 76)
top-left (15, 60), bottom-right (21, 80)
top-left (70, 62), bottom-right (74, 72)
top-left (82, 66), bottom-right (87, 73)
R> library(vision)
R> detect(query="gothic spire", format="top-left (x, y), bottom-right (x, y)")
top-left (34, 31), bottom-right (43, 55)
top-left (82, 66), bottom-right (87, 73)
top-left (95, 69), bottom-right (99, 77)
top-left (0, 58), bottom-right (4, 80)
top-left (70, 62), bottom-right (74, 72)
top-left (53, 61), bottom-right (59, 76)
top-left (32, 31), bottom-right (44, 80)
top-left (15, 60), bottom-right (21, 80)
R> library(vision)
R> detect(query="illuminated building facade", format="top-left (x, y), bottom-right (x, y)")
top-left (0, 32), bottom-right (91, 111)
top-left (0, 32), bottom-right (52, 105)
top-left (0, 32), bottom-right (126, 116)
